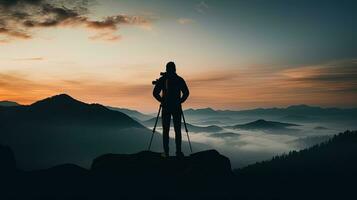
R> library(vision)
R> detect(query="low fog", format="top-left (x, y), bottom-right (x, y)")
top-left (146, 115), bottom-right (357, 169)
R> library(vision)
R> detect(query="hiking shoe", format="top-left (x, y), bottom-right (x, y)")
top-left (176, 151), bottom-right (184, 158)
top-left (161, 152), bottom-right (169, 158)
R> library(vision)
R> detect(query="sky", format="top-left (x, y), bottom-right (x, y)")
top-left (0, 0), bottom-right (357, 112)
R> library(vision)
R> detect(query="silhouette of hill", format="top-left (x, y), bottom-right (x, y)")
top-left (0, 94), bottom-right (209, 169)
top-left (0, 94), bottom-right (160, 169)
top-left (19, 94), bottom-right (139, 125)
top-left (141, 117), bottom-right (223, 133)
top-left (106, 106), bottom-right (153, 121)
top-left (235, 130), bottom-right (357, 199)
top-left (229, 119), bottom-right (299, 131)
top-left (0, 100), bottom-right (20, 107)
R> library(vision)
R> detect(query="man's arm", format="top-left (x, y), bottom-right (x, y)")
top-left (180, 79), bottom-right (189, 103)
top-left (153, 80), bottom-right (163, 103)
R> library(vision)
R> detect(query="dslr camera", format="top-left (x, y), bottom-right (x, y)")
top-left (152, 72), bottom-right (166, 85)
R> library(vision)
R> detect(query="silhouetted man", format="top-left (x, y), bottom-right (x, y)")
top-left (153, 62), bottom-right (189, 158)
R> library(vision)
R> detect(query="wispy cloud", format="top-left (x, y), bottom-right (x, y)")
top-left (279, 59), bottom-right (357, 92)
top-left (12, 57), bottom-right (44, 61)
top-left (0, 0), bottom-right (152, 43)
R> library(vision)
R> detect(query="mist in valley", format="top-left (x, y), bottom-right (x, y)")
top-left (144, 111), bottom-right (357, 169)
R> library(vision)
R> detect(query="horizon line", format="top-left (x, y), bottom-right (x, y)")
top-left (1, 93), bottom-right (357, 114)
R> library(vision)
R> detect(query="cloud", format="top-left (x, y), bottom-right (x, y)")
top-left (280, 59), bottom-right (357, 93)
top-left (0, 0), bottom-right (152, 42)
top-left (0, 27), bottom-right (31, 40)
top-left (177, 18), bottom-right (194, 25)
top-left (88, 31), bottom-right (121, 41)
top-left (183, 59), bottom-right (357, 109)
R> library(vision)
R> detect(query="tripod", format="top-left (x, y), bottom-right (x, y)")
top-left (147, 105), bottom-right (193, 153)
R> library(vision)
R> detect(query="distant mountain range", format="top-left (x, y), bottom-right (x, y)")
top-left (0, 94), bottom-right (207, 169)
top-left (184, 107), bottom-right (217, 115)
top-left (3, 99), bottom-right (356, 122)
top-left (184, 105), bottom-right (357, 121)
top-left (228, 119), bottom-right (299, 131)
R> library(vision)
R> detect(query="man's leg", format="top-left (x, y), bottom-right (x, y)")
top-left (161, 108), bottom-right (171, 155)
top-left (172, 110), bottom-right (182, 155)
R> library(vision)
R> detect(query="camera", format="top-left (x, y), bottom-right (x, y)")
top-left (152, 72), bottom-right (166, 85)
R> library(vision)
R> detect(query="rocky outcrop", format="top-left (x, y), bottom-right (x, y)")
top-left (89, 150), bottom-right (234, 199)
top-left (91, 149), bottom-right (232, 177)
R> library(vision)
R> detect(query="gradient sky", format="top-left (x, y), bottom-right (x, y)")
top-left (1, 0), bottom-right (357, 112)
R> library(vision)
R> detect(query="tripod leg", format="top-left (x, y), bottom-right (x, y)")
top-left (181, 109), bottom-right (193, 153)
top-left (148, 105), bottom-right (161, 151)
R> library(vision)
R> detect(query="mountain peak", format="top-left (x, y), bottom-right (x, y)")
top-left (31, 94), bottom-right (83, 107)
top-left (48, 93), bottom-right (76, 102)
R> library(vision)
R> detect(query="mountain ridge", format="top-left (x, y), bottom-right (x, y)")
top-left (0, 94), bottom-right (151, 169)
top-left (1, 93), bottom-right (143, 127)
top-left (183, 105), bottom-right (357, 116)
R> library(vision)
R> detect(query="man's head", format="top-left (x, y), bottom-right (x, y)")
top-left (166, 62), bottom-right (176, 74)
